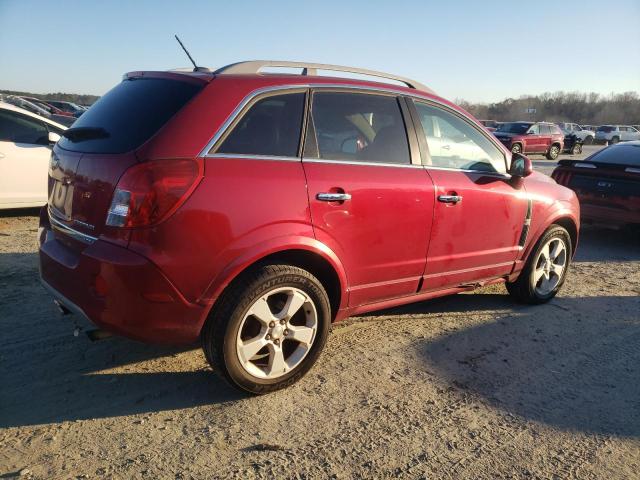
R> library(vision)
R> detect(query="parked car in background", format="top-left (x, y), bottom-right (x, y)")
top-left (563, 133), bottom-right (583, 155)
top-left (47, 100), bottom-right (85, 117)
top-left (0, 102), bottom-right (66, 209)
top-left (552, 141), bottom-right (640, 227)
top-left (3, 96), bottom-right (75, 127)
top-left (494, 121), bottom-right (565, 159)
top-left (39, 61), bottom-right (579, 394)
top-left (479, 119), bottom-right (500, 132)
top-left (557, 122), bottom-right (595, 144)
top-left (595, 125), bottom-right (640, 145)
top-left (19, 96), bottom-right (73, 117)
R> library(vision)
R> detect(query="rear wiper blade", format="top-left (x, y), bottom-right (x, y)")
top-left (62, 127), bottom-right (110, 142)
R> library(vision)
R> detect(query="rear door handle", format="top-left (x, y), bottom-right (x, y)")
top-left (317, 192), bottom-right (351, 202)
top-left (438, 194), bottom-right (462, 204)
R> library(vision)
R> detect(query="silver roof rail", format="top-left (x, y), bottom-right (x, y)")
top-left (213, 60), bottom-right (434, 94)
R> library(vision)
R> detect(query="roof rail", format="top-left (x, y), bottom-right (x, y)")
top-left (213, 60), bottom-right (434, 94)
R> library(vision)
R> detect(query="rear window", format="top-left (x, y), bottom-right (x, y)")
top-left (587, 143), bottom-right (640, 167)
top-left (597, 126), bottom-right (615, 132)
top-left (58, 77), bottom-right (202, 154)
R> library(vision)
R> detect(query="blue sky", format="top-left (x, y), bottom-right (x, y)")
top-left (1, 0), bottom-right (638, 102)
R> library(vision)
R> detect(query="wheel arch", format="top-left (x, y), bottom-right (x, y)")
top-left (199, 238), bottom-right (348, 326)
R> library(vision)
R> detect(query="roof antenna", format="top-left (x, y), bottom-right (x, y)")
top-left (174, 35), bottom-right (211, 73)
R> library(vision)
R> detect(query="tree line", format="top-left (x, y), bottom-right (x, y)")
top-left (456, 91), bottom-right (640, 125)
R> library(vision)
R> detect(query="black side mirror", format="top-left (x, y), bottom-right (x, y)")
top-left (509, 153), bottom-right (533, 178)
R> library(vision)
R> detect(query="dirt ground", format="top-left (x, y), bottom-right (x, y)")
top-left (1, 155), bottom-right (639, 479)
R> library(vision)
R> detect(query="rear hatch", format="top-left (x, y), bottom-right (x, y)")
top-left (48, 73), bottom-right (205, 245)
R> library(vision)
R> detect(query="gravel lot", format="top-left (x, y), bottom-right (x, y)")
top-left (1, 149), bottom-right (639, 479)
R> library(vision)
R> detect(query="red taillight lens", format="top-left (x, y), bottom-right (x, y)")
top-left (106, 159), bottom-right (203, 228)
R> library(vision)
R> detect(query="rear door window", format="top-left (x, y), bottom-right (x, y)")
top-left (304, 91), bottom-right (410, 164)
top-left (0, 110), bottom-right (49, 145)
top-left (58, 77), bottom-right (203, 154)
top-left (216, 92), bottom-right (305, 157)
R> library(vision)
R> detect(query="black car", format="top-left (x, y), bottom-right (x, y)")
top-left (563, 133), bottom-right (583, 155)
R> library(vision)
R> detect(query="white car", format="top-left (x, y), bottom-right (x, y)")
top-left (595, 125), bottom-right (640, 145)
top-left (557, 122), bottom-right (595, 144)
top-left (0, 102), bottom-right (66, 209)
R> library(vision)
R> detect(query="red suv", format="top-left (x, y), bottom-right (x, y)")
top-left (494, 122), bottom-right (565, 159)
top-left (39, 61), bottom-right (580, 393)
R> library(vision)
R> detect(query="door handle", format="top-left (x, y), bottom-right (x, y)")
top-left (438, 194), bottom-right (462, 204)
top-left (442, 145), bottom-right (451, 150)
top-left (317, 192), bottom-right (352, 202)
top-left (0, 152), bottom-right (5, 159)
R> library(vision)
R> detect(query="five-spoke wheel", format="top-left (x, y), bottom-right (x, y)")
top-left (202, 264), bottom-right (330, 394)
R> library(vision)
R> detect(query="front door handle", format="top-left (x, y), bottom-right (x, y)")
top-left (438, 194), bottom-right (462, 204)
top-left (317, 192), bottom-right (352, 202)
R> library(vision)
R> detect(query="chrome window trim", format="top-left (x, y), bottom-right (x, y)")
top-left (49, 212), bottom-right (98, 244)
top-left (302, 157), bottom-right (424, 169)
top-left (198, 83), bottom-right (506, 161)
top-left (206, 153), bottom-right (301, 162)
top-left (424, 165), bottom-right (512, 179)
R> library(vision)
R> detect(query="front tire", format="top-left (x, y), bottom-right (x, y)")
top-left (507, 225), bottom-right (572, 304)
top-left (610, 136), bottom-right (620, 145)
top-left (511, 143), bottom-right (522, 154)
top-left (584, 135), bottom-right (594, 145)
top-left (546, 144), bottom-right (560, 160)
top-left (571, 143), bottom-right (582, 155)
top-left (202, 264), bottom-right (331, 394)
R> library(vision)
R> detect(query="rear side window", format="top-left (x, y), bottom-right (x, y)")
top-left (0, 110), bottom-right (49, 144)
top-left (58, 77), bottom-right (202, 154)
top-left (216, 92), bottom-right (305, 157)
top-left (305, 92), bottom-right (410, 164)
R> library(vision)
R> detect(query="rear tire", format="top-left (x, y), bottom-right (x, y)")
top-left (571, 143), bottom-right (582, 155)
top-left (202, 264), bottom-right (331, 394)
top-left (511, 143), bottom-right (522, 154)
top-left (506, 225), bottom-right (572, 304)
top-left (546, 144), bottom-right (560, 160)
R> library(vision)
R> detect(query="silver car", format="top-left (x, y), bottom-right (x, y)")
top-left (595, 125), bottom-right (640, 144)
top-left (557, 122), bottom-right (595, 144)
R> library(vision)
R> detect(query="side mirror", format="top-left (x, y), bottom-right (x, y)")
top-left (509, 153), bottom-right (533, 178)
top-left (48, 131), bottom-right (61, 144)
top-left (526, 131), bottom-right (535, 135)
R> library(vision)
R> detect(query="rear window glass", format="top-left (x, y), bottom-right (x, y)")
top-left (588, 143), bottom-right (640, 167)
top-left (216, 93), bottom-right (305, 157)
top-left (58, 77), bottom-right (202, 154)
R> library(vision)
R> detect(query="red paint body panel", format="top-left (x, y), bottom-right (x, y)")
top-left (38, 70), bottom-right (581, 345)
top-left (422, 169), bottom-right (528, 289)
top-left (303, 162), bottom-right (434, 307)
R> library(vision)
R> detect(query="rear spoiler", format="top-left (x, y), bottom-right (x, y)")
top-left (558, 159), bottom-right (640, 174)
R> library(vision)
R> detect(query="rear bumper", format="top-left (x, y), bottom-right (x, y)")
top-left (581, 203), bottom-right (640, 226)
top-left (38, 213), bottom-right (208, 344)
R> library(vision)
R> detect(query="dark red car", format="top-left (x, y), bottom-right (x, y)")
top-left (494, 122), bottom-right (565, 159)
top-left (552, 141), bottom-right (640, 227)
top-left (39, 61), bottom-right (580, 393)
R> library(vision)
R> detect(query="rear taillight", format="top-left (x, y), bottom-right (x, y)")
top-left (106, 159), bottom-right (203, 227)
top-left (552, 170), bottom-right (573, 186)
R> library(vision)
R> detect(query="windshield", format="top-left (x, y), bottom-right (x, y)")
top-left (497, 122), bottom-right (532, 134)
top-left (597, 126), bottom-right (615, 132)
top-left (58, 77), bottom-right (202, 154)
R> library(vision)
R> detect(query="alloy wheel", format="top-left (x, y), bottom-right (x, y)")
top-left (236, 287), bottom-right (318, 379)
top-left (533, 237), bottom-right (567, 296)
